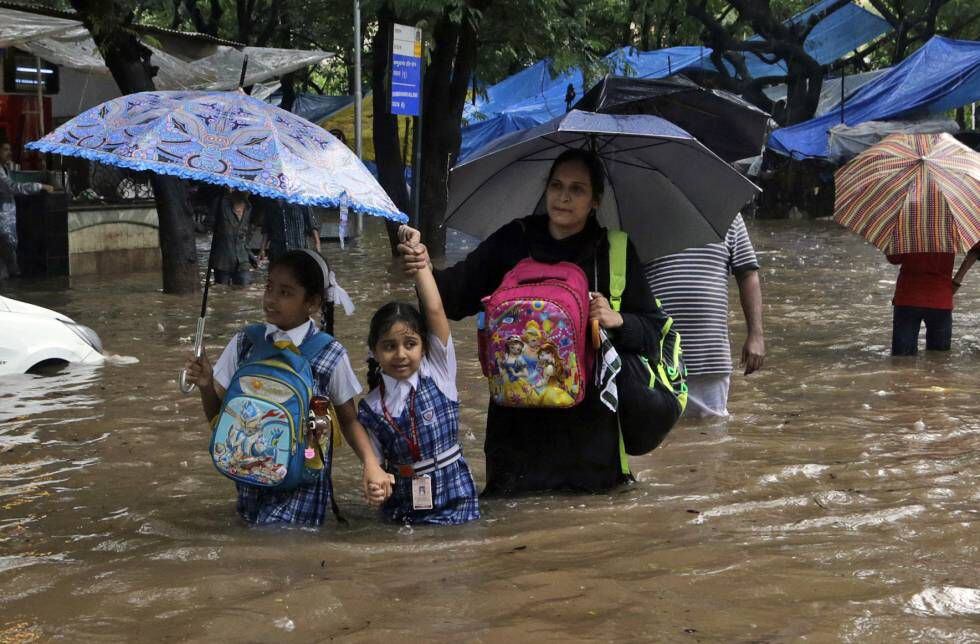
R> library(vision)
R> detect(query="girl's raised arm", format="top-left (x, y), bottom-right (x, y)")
top-left (399, 226), bottom-right (450, 345)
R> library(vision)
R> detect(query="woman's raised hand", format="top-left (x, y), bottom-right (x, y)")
top-left (396, 225), bottom-right (431, 276)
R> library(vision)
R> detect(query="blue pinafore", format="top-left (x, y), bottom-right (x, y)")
top-left (357, 373), bottom-right (480, 525)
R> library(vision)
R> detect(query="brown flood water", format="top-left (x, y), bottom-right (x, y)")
top-left (1, 217), bottom-right (979, 642)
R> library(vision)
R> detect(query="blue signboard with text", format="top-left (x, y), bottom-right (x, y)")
top-left (390, 24), bottom-right (422, 116)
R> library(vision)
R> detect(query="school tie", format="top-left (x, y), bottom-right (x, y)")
top-left (268, 332), bottom-right (299, 354)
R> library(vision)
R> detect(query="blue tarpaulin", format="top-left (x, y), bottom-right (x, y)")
top-left (268, 92), bottom-right (358, 124)
top-left (460, 46), bottom-right (708, 162)
top-left (457, 113), bottom-right (543, 164)
top-left (768, 37), bottom-right (980, 159)
top-left (694, 0), bottom-right (891, 78)
top-left (459, 0), bottom-right (890, 163)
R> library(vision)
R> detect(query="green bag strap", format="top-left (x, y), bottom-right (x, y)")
top-left (607, 230), bottom-right (628, 313)
top-left (606, 229), bottom-right (631, 477)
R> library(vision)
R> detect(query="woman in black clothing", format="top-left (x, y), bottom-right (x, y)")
top-left (399, 149), bottom-right (666, 496)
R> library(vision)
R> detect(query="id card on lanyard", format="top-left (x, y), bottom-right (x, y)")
top-left (379, 381), bottom-right (433, 510)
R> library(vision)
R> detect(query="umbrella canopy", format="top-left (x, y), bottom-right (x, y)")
top-left (834, 133), bottom-right (980, 254)
top-left (26, 90), bottom-right (405, 222)
top-left (445, 110), bottom-right (759, 262)
top-left (572, 75), bottom-right (773, 162)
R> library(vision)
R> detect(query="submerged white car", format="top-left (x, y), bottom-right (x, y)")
top-left (0, 295), bottom-right (104, 375)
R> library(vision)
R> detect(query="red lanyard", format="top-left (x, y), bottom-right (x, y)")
top-left (378, 380), bottom-right (421, 462)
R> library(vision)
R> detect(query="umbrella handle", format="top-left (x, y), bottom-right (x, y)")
top-left (179, 317), bottom-right (206, 394)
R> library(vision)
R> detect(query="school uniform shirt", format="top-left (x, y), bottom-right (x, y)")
top-left (212, 319), bottom-right (361, 526)
top-left (357, 334), bottom-right (479, 525)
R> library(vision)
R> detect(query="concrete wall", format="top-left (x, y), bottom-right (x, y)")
top-left (68, 205), bottom-right (161, 275)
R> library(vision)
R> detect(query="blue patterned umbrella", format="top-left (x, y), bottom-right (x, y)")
top-left (26, 90), bottom-right (406, 222)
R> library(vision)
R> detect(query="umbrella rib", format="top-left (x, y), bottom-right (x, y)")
top-left (596, 140), bottom-right (678, 157)
top-left (598, 155), bottom-right (626, 232)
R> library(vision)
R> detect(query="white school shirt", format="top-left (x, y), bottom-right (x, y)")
top-left (362, 333), bottom-right (458, 417)
top-left (212, 319), bottom-right (362, 404)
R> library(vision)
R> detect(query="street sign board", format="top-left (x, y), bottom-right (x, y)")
top-left (390, 23), bottom-right (422, 116)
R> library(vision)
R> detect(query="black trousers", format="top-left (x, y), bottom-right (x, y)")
top-left (891, 305), bottom-right (952, 356)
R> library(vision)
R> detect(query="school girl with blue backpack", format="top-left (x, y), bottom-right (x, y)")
top-left (184, 250), bottom-right (392, 526)
top-left (356, 226), bottom-right (480, 525)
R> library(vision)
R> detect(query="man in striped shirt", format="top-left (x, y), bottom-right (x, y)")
top-left (258, 199), bottom-right (320, 263)
top-left (643, 214), bottom-right (765, 417)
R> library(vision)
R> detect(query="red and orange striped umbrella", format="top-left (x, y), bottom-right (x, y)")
top-left (834, 133), bottom-right (980, 254)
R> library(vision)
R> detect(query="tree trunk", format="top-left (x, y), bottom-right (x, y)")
top-left (371, 4), bottom-right (412, 253)
top-left (418, 5), bottom-right (482, 258)
top-left (71, 0), bottom-right (198, 294)
top-left (280, 71), bottom-right (297, 112)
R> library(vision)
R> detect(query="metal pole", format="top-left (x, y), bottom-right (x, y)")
top-left (412, 53), bottom-right (424, 230)
top-left (35, 56), bottom-right (45, 137)
top-left (354, 0), bottom-right (364, 236)
top-left (840, 67), bottom-right (845, 124)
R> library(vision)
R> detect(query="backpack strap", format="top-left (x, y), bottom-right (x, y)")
top-left (243, 323), bottom-right (273, 357)
top-left (297, 329), bottom-right (334, 363)
top-left (607, 230), bottom-right (628, 313)
top-left (604, 229), bottom-right (632, 479)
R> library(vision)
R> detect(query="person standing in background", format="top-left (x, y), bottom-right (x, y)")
top-left (0, 141), bottom-right (54, 280)
top-left (258, 198), bottom-right (320, 263)
top-left (211, 190), bottom-right (255, 287)
top-left (644, 214), bottom-right (765, 418)
top-left (886, 252), bottom-right (956, 356)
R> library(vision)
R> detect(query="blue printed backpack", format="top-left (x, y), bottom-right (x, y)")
top-left (209, 324), bottom-right (331, 491)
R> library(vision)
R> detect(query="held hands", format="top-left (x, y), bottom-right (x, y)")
top-left (183, 351), bottom-right (214, 389)
top-left (589, 292), bottom-right (623, 329)
top-left (741, 333), bottom-right (765, 375)
top-left (363, 463), bottom-right (394, 507)
top-left (396, 225), bottom-right (430, 277)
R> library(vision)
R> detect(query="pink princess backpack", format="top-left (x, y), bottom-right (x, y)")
top-left (478, 258), bottom-right (592, 408)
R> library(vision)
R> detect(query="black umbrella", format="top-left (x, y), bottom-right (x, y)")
top-left (573, 74), bottom-right (774, 162)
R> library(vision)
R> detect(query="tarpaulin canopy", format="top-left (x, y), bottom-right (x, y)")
top-left (693, 0), bottom-right (891, 78)
top-left (267, 93), bottom-right (358, 124)
top-left (764, 68), bottom-right (890, 117)
top-left (459, 46), bottom-right (708, 162)
top-left (768, 37), bottom-right (980, 159)
top-left (458, 1), bottom-right (890, 164)
top-left (464, 46), bottom-right (708, 124)
top-left (0, 6), bottom-right (78, 46)
top-left (457, 112), bottom-right (542, 163)
top-left (827, 117), bottom-right (959, 163)
top-left (0, 7), bottom-right (331, 91)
